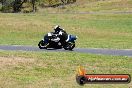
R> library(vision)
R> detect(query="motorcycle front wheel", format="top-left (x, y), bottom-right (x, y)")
top-left (38, 40), bottom-right (48, 49)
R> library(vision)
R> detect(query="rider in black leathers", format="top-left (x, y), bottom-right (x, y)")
top-left (53, 25), bottom-right (68, 46)
top-left (44, 25), bottom-right (68, 46)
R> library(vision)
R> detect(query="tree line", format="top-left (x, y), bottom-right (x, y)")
top-left (0, 0), bottom-right (76, 13)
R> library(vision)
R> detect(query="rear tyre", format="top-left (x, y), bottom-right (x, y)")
top-left (64, 42), bottom-right (75, 50)
top-left (69, 43), bottom-right (75, 50)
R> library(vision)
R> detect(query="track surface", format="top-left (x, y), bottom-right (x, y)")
top-left (0, 45), bottom-right (132, 56)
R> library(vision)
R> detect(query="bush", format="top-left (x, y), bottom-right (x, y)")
top-left (1, 5), bottom-right (13, 12)
top-left (21, 2), bottom-right (33, 13)
top-left (0, 0), bottom-right (77, 13)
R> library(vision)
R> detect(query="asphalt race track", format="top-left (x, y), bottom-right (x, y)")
top-left (0, 45), bottom-right (132, 57)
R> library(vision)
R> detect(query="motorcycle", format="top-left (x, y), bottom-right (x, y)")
top-left (38, 32), bottom-right (77, 50)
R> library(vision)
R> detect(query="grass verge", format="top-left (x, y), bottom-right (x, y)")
top-left (0, 50), bottom-right (131, 88)
top-left (0, 13), bottom-right (132, 49)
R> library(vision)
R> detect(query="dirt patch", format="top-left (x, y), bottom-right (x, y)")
top-left (0, 57), bottom-right (35, 69)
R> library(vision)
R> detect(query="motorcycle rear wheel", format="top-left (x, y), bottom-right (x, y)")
top-left (64, 42), bottom-right (75, 50)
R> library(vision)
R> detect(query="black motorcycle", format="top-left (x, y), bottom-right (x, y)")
top-left (38, 32), bottom-right (77, 50)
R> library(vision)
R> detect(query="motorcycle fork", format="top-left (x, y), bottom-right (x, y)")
top-left (44, 43), bottom-right (49, 47)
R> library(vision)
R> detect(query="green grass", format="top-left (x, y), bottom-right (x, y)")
top-left (0, 13), bottom-right (132, 49)
top-left (0, 1), bottom-right (132, 88)
top-left (0, 50), bottom-right (131, 88)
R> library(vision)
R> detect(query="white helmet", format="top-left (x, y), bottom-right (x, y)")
top-left (54, 25), bottom-right (60, 30)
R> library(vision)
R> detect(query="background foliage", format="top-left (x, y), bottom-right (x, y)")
top-left (0, 0), bottom-right (76, 12)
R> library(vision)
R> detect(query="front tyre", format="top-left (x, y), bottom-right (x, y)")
top-left (38, 40), bottom-right (47, 49)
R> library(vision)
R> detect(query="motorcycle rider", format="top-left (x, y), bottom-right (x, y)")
top-left (44, 25), bottom-right (68, 46)
top-left (53, 25), bottom-right (68, 46)
top-left (54, 25), bottom-right (66, 34)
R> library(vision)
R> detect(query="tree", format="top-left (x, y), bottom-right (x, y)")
top-left (0, 0), bottom-right (76, 13)
top-left (0, 0), bottom-right (14, 12)
top-left (13, 0), bottom-right (24, 12)
top-left (32, 0), bottom-right (36, 12)
top-left (13, 0), bottom-right (36, 12)
top-left (61, 0), bottom-right (76, 4)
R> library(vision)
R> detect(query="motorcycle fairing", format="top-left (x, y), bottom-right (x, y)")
top-left (66, 35), bottom-right (77, 42)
